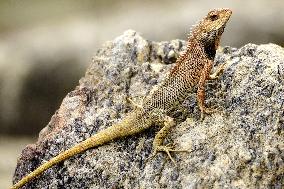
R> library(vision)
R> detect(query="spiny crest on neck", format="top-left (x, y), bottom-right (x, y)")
top-left (170, 8), bottom-right (232, 76)
top-left (189, 9), bottom-right (232, 50)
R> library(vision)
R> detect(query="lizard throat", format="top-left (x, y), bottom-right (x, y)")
top-left (204, 41), bottom-right (217, 60)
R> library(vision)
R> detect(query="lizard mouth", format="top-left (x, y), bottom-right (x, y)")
top-left (214, 27), bottom-right (225, 49)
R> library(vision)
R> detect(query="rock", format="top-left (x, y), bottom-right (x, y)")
top-left (13, 30), bottom-right (284, 189)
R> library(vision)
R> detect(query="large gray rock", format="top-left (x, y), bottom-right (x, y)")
top-left (13, 30), bottom-right (284, 188)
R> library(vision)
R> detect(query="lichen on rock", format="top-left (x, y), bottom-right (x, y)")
top-left (13, 30), bottom-right (284, 188)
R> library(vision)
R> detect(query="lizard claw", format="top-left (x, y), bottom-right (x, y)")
top-left (156, 145), bottom-right (177, 165)
top-left (154, 145), bottom-right (189, 166)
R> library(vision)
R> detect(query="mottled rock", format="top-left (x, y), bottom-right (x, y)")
top-left (13, 30), bottom-right (284, 189)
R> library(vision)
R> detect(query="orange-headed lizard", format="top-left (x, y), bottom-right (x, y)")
top-left (11, 8), bottom-right (232, 189)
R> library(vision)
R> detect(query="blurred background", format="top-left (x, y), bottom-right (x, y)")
top-left (1, 0), bottom-right (283, 187)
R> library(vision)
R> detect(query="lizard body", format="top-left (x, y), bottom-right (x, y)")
top-left (12, 8), bottom-right (232, 189)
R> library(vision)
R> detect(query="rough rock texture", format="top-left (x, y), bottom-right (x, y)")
top-left (13, 30), bottom-right (284, 189)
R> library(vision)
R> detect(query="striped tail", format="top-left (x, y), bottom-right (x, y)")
top-left (12, 109), bottom-right (152, 189)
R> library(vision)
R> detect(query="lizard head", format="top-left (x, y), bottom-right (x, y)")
top-left (190, 8), bottom-right (232, 58)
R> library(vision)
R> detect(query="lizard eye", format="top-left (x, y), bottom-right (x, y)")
top-left (209, 14), bottom-right (219, 21)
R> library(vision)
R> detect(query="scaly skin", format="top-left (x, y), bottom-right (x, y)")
top-left (12, 8), bottom-right (232, 189)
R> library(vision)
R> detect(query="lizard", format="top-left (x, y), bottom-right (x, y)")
top-left (11, 8), bottom-right (232, 189)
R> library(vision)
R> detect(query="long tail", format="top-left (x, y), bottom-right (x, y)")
top-left (11, 110), bottom-right (151, 189)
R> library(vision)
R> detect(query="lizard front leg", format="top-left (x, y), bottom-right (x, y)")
top-left (197, 61), bottom-right (225, 119)
top-left (197, 60), bottom-right (215, 119)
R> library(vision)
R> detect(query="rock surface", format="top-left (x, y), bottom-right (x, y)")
top-left (13, 30), bottom-right (284, 189)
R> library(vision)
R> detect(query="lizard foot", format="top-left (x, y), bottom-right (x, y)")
top-left (208, 63), bottom-right (226, 80)
top-left (200, 107), bottom-right (217, 120)
top-left (148, 143), bottom-right (189, 166)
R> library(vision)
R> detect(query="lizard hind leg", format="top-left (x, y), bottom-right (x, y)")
top-left (148, 115), bottom-right (188, 166)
